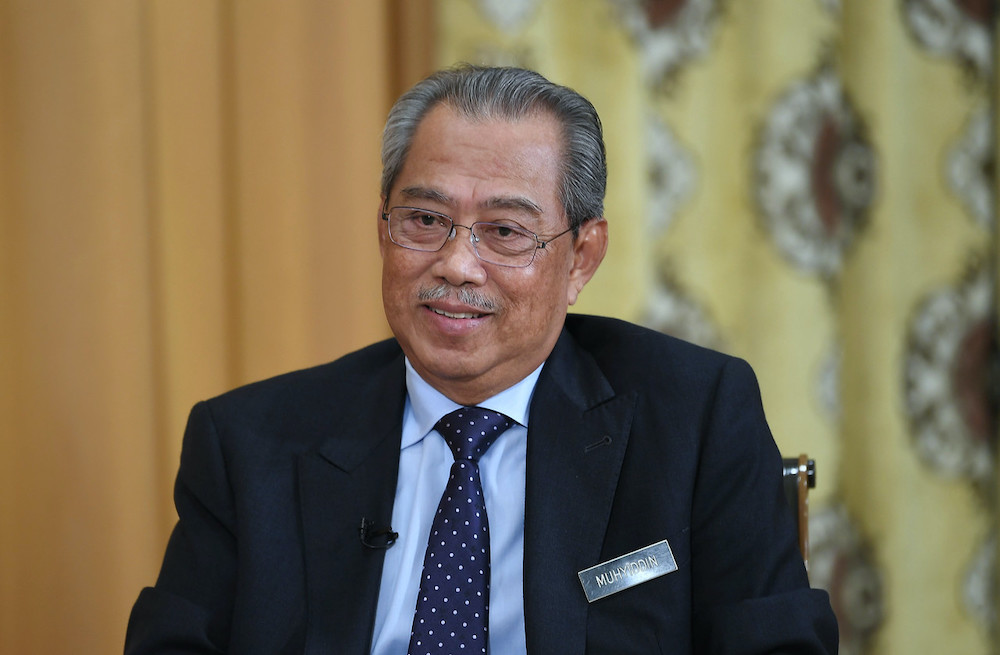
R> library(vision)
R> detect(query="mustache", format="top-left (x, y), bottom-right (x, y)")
top-left (418, 284), bottom-right (500, 313)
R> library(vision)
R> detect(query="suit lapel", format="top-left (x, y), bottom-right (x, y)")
top-left (298, 349), bottom-right (406, 655)
top-left (292, 328), bottom-right (636, 652)
top-left (523, 328), bottom-right (637, 653)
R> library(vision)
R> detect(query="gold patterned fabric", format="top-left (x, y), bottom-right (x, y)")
top-left (434, 0), bottom-right (996, 653)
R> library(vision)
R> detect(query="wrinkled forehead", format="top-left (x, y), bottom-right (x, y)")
top-left (404, 100), bottom-right (569, 196)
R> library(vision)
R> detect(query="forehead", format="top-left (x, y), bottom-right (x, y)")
top-left (392, 104), bottom-right (565, 214)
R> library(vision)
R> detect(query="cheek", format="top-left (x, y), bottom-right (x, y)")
top-left (497, 268), bottom-right (568, 330)
top-left (381, 253), bottom-right (415, 309)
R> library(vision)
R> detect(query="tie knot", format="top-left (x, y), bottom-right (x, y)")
top-left (435, 406), bottom-right (513, 462)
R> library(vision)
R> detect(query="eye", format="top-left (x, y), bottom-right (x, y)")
top-left (389, 208), bottom-right (451, 247)
top-left (398, 209), bottom-right (447, 229)
top-left (480, 221), bottom-right (529, 239)
top-left (474, 222), bottom-right (535, 252)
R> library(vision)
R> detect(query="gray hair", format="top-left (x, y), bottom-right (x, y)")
top-left (380, 65), bottom-right (607, 233)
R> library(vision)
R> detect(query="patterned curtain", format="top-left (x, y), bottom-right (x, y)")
top-left (433, 1), bottom-right (997, 653)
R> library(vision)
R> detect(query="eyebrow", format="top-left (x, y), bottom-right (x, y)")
top-left (400, 186), bottom-right (452, 206)
top-left (399, 186), bottom-right (543, 217)
top-left (481, 196), bottom-right (543, 216)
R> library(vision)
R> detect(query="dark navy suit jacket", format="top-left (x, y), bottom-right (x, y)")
top-left (125, 315), bottom-right (838, 653)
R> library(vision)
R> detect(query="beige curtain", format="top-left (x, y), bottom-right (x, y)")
top-left (434, 0), bottom-right (997, 653)
top-left (0, 1), bottom-right (435, 652)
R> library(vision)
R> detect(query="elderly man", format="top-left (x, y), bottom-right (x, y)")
top-left (126, 65), bottom-right (837, 654)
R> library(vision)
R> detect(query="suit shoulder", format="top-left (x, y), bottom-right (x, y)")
top-left (196, 338), bottom-right (404, 438)
top-left (564, 314), bottom-right (736, 371)
top-left (212, 338), bottom-right (400, 401)
top-left (561, 314), bottom-right (760, 404)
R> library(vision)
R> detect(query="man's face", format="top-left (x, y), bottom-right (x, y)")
top-left (379, 104), bottom-right (606, 405)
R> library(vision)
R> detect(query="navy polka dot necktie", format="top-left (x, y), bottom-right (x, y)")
top-left (407, 407), bottom-right (513, 655)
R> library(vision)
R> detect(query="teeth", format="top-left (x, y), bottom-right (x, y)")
top-left (431, 307), bottom-right (483, 319)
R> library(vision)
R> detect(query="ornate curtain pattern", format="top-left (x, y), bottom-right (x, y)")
top-left (434, 0), bottom-right (997, 653)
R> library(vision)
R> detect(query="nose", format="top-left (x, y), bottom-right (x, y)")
top-left (434, 224), bottom-right (487, 286)
top-left (447, 223), bottom-right (478, 247)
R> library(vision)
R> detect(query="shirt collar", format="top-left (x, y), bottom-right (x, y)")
top-left (402, 358), bottom-right (543, 449)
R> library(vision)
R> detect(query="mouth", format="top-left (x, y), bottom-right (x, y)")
top-left (428, 306), bottom-right (487, 320)
top-left (418, 284), bottom-right (497, 323)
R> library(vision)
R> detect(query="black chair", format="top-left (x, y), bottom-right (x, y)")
top-left (781, 455), bottom-right (815, 571)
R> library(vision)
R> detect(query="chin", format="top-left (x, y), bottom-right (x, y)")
top-left (422, 356), bottom-right (484, 383)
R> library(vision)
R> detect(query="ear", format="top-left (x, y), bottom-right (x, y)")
top-left (377, 196), bottom-right (389, 257)
top-left (566, 217), bottom-right (608, 306)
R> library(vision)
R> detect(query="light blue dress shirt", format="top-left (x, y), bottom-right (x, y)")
top-left (370, 359), bottom-right (542, 655)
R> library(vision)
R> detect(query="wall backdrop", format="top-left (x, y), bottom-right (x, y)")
top-left (1, 0), bottom-right (996, 653)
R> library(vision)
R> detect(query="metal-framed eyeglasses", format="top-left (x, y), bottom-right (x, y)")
top-left (381, 206), bottom-right (573, 268)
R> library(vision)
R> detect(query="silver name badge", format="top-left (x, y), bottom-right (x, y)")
top-left (577, 540), bottom-right (677, 603)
